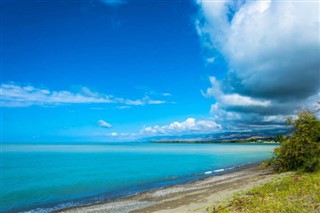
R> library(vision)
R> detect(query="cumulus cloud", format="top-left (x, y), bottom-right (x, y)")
top-left (196, 0), bottom-right (320, 128)
top-left (98, 120), bottom-right (112, 128)
top-left (203, 76), bottom-right (271, 107)
top-left (0, 82), bottom-right (170, 107)
top-left (141, 118), bottom-right (222, 135)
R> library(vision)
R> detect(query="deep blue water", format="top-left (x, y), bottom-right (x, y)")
top-left (1, 143), bottom-right (277, 212)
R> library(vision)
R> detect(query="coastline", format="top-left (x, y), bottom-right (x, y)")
top-left (58, 164), bottom-right (284, 213)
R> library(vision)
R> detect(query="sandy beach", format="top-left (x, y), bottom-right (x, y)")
top-left (58, 164), bottom-right (286, 213)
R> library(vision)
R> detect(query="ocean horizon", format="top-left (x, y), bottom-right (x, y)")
top-left (1, 142), bottom-right (277, 212)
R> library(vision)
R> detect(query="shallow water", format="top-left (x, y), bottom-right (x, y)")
top-left (1, 142), bottom-right (277, 212)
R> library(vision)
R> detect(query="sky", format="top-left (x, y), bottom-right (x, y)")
top-left (1, 0), bottom-right (319, 142)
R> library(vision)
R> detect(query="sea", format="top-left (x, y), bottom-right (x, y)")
top-left (1, 142), bottom-right (278, 212)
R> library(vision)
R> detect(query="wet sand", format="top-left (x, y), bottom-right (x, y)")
top-left (59, 164), bottom-right (285, 213)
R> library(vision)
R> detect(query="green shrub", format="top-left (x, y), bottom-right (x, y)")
top-left (271, 110), bottom-right (320, 172)
top-left (304, 157), bottom-right (320, 172)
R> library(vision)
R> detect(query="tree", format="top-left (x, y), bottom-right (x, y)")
top-left (275, 134), bottom-right (287, 143)
top-left (271, 109), bottom-right (320, 172)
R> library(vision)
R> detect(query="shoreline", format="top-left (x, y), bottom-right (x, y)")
top-left (153, 141), bottom-right (280, 144)
top-left (58, 163), bottom-right (283, 213)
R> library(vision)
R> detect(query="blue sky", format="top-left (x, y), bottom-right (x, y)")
top-left (1, 0), bottom-right (319, 142)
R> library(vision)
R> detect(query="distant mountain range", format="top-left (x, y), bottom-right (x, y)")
top-left (141, 128), bottom-right (291, 143)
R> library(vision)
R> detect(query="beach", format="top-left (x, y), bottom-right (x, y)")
top-left (59, 164), bottom-right (285, 213)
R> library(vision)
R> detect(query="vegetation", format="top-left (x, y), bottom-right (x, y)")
top-left (207, 171), bottom-right (320, 213)
top-left (270, 109), bottom-right (320, 172)
top-left (274, 134), bottom-right (287, 143)
top-left (207, 105), bottom-right (320, 212)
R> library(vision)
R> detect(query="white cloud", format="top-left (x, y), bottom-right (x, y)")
top-left (135, 87), bottom-right (172, 96)
top-left (98, 120), bottom-right (112, 128)
top-left (197, 0), bottom-right (320, 127)
top-left (0, 83), bottom-right (112, 107)
top-left (206, 57), bottom-right (215, 63)
top-left (110, 132), bottom-right (118, 136)
top-left (124, 96), bottom-right (166, 106)
top-left (203, 76), bottom-right (271, 107)
top-left (141, 118), bottom-right (222, 135)
top-left (148, 100), bottom-right (166, 104)
top-left (162, 93), bottom-right (172, 97)
top-left (221, 94), bottom-right (270, 107)
top-left (210, 103), bottom-right (241, 122)
top-left (197, 0), bottom-right (320, 99)
top-left (123, 99), bottom-right (144, 106)
top-left (262, 115), bottom-right (286, 123)
top-left (117, 106), bottom-right (131, 109)
top-left (0, 82), bottom-right (171, 107)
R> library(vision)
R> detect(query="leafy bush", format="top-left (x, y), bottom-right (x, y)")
top-left (271, 110), bottom-right (320, 172)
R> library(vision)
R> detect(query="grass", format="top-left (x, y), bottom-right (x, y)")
top-left (207, 171), bottom-right (320, 213)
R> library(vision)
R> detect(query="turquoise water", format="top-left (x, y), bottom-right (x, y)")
top-left (1, 143), bottom-right (277, 212)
